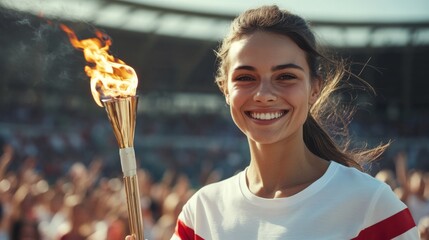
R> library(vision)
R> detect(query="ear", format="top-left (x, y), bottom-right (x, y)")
top-left (309, 77), bottom-right (322, 105)
top-left (225, 93), bottom-right (230, 105)
top-left (223, 85), bottom-right (230, 105)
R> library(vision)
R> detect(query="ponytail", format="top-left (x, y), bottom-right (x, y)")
top-left (304, 114), bottom-right (388, 171)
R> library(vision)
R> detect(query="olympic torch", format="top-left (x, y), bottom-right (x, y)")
top-left (61, 24), bottom-right (144, 240)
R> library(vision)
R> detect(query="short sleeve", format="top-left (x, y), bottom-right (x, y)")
top-left (352, 184), bottom-right (419, 240)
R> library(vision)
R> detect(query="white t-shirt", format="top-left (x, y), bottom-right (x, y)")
top-left (172, 161), bottom-right (418, 240)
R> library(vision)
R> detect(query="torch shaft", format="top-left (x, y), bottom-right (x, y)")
top-left (119, 147), bottom-right (144, 240)
top-left (124, 175), bottom-right (144, 240)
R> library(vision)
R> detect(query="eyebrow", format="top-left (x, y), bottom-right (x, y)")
top-left (272, 63), bottom-right (304, 71)
top-left (233, 63), bottom-right (304, 72)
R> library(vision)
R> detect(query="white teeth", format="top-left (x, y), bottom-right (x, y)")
top-left (250, 111), bottom-right (284, 120)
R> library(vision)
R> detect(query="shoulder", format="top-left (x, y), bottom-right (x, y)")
top-left (176, 171), bottom-right (243, 232)
top-left (190, 170), bottom-right (243, 201)
top-left (330, 161), bottom-right (390, 192)
top-left (327, 161), bottom-right (407, 213)
top-left (179, 170), bottom-right (243, 217)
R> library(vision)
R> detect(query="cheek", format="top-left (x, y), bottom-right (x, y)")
top-left (283, 85), bottom-right (310, 104)
top-left (227, 86), bottom-right (245, 105)
top-left (228, 92), bottom-right (241, 110)
top-left (228, 91), bottom-right (248, 123)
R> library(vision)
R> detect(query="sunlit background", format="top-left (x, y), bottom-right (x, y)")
top-left (0, 0), bottom-right (429, 238)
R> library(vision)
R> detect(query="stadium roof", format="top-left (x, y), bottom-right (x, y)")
top-left (1, 0), bottom-right (429, 112)
top-left (1, 0), bottom-right (429, 47)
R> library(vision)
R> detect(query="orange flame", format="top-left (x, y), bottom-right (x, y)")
top-left (60, 24), bottom-right (138, 107)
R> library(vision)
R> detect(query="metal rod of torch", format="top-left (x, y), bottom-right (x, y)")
top-left (102, 96), bottom-right (144, 240)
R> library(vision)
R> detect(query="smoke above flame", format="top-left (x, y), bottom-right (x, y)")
top-left (60, 24), bottom-right (138, 107)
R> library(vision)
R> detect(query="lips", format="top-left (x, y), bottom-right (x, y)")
top-left (246, 110), bottom-right (288, 120)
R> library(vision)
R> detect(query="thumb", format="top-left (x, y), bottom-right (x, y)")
top-left (125, 236), bottom-right (135, 240)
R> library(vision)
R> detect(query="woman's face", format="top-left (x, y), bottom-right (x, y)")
top-left (225, 31), bottom-right (320, 145)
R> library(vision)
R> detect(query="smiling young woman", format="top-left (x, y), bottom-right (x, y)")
top-left (171, 5), bottom-right (419, 240)
top-left (128, 4), bottom-right (419, 240)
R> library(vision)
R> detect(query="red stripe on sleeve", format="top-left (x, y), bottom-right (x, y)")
top-left (352, 208), bottom-right (416, 240)
top-left (174, 219), bottom-right (205, 240)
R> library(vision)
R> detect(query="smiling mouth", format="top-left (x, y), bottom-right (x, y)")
top-left (246, 110), bottom-right (289, 120)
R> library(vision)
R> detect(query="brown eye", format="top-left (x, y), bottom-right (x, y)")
top-left (235, 75), bottom-right (255, 81)
top-left (278, 74), bottom-right (296, 80)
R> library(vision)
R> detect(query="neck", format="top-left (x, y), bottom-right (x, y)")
top-left (246, 136), bottom-right (328, 198)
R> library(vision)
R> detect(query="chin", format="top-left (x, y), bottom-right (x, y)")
top-left (248, 134), bottom-right (282, 145)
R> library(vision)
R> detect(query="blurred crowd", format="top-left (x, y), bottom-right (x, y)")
top-left (0, 104), bottom-right (429, 239)
top-left (0, 142), bottom-right (200, 240)
top-left (0, 105), bottom-right (244, 240)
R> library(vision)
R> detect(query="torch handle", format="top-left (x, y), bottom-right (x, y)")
top-left (124, 175), bottom-right (144, 240)
top-left (119, 147), bottom-right (144, 240)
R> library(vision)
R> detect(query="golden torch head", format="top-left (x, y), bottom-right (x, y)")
top-left (60, 25), bottom-right (139, 149)
top-left (102, 96), bottom-right (138, 149)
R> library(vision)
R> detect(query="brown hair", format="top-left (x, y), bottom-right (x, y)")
top-left (215, 5), bottom-right (388, 169)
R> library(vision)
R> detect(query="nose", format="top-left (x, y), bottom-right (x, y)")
top-left (253, 80), bottom-right (277, 103)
